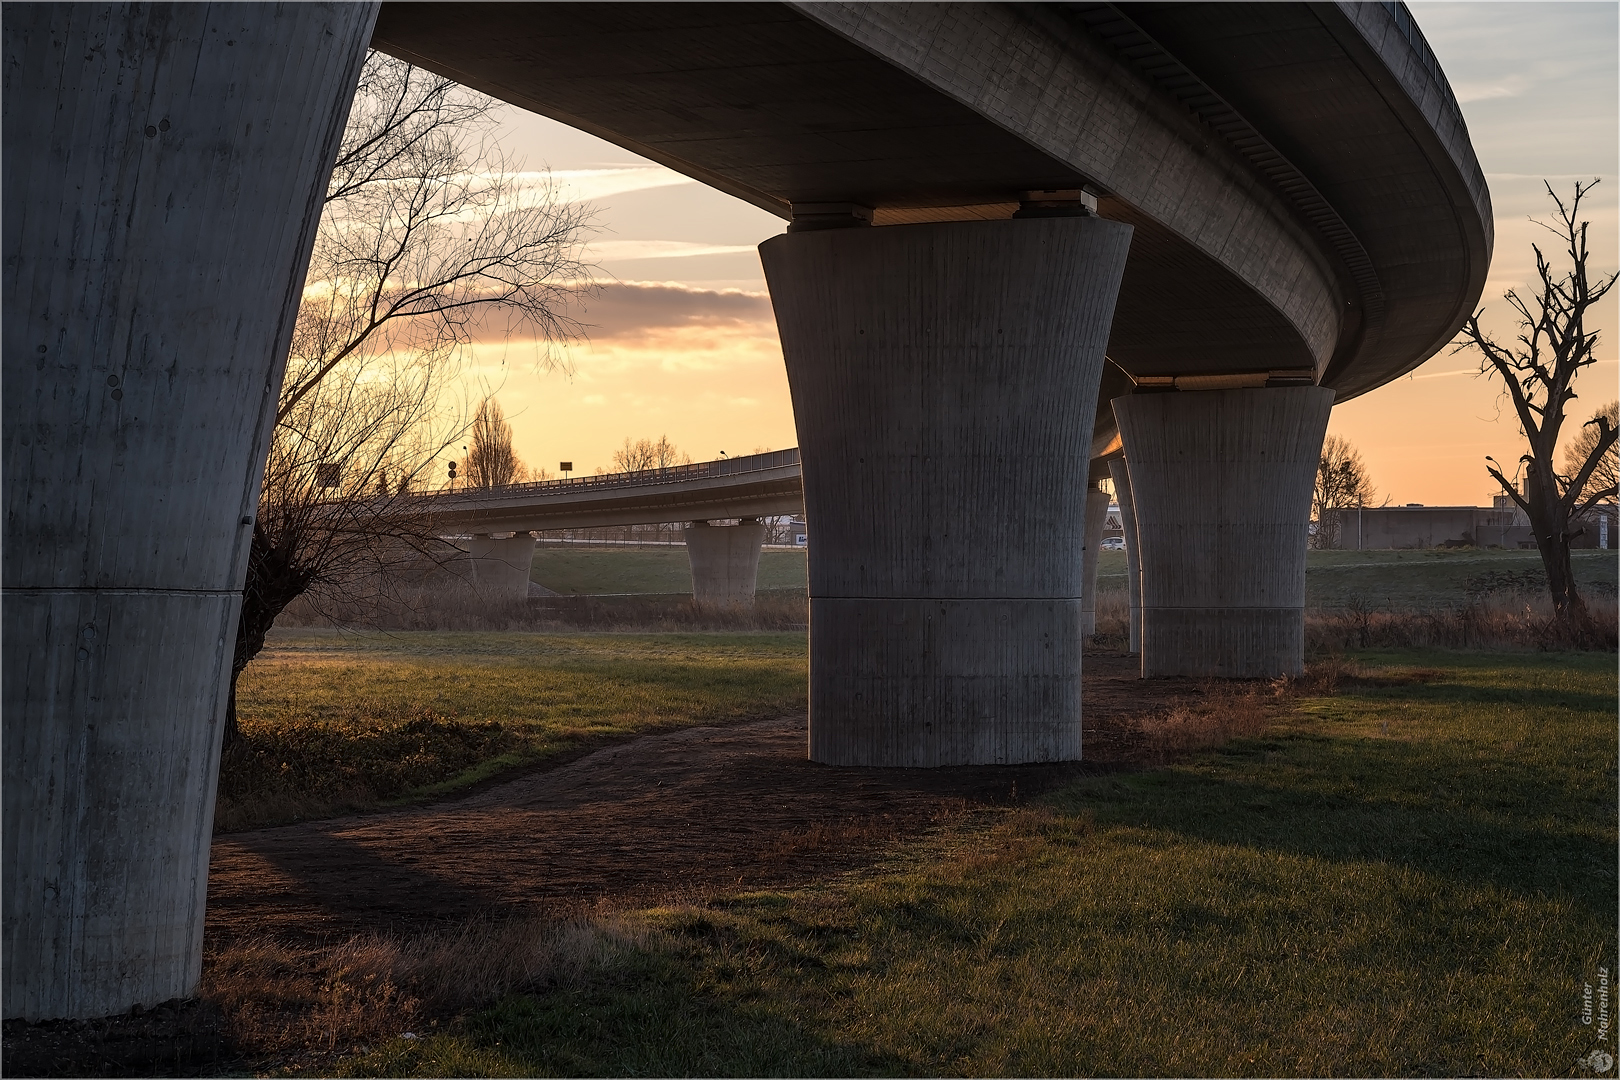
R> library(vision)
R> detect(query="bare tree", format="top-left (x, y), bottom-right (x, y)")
top-left (466, 397), bottom-right (522, 489)
top-left (612, 434), bottom-right (691, 473)
top-left (1563, 399), bottom-right (1619, 508)
top-left (1310, 435), bottom-right (1376, 549)
top-left (1454, 180), bottom-right (1617, 625)
top-left (760, 515), bottom-right (794, 545)
top-left (227, 53), bottom-right (594, 745)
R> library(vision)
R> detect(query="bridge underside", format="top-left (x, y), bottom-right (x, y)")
top-left (5, 0), bottom-right (1490, 1021)
top-left (372, 0), bottom-right (1489, 402)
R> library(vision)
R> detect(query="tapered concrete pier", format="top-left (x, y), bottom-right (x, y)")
top-left (465, 534), bottom-right (537, 600)
top-left (1113, 387), bottom-right (1333, 678)
top-left (1107, 458), bottom-right (1143, 654)
top-left (762, 216), bottom-right (1131, 766)
top-left (1079, 471), bottom-right (1111, 637)
top-left (2, 3), bottom-right (375, 1020)
top-left (683, 519), bottom-right (767, 606)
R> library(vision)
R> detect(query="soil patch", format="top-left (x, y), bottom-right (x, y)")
top-left (202, 652), bottom-right (1204, 945)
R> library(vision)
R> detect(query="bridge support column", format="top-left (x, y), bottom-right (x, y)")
top-left (761, 216), bottom-right (1132, 766)
top-left (1113, 387), bottom-right (1333, 678)
top-left (683, 519), bottom-right (766, 607)
top-left (466, 534), bottom-right (537, 601)
top-left (2, 4), bottom-right (375, 1020)
top-left (1080, 470), bottom-right (1111, 637)
top-left (1107, 458), bottom-right (1143, 654)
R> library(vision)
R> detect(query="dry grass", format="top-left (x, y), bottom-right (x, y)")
top-left (1305, 593), bottom-right (1618, 652)
top-left (1087, 677), bottom-right (1279, 768)
top-left (1089, 589), bottom-right (1618, 653)
top-left (362, 651), bottom-right (1614, 1079)
top-left (222, 631), bottom-right (807, 831)
top-left (202, 914), bottom-right (642, 1070)
top-left (277, 585), bottom-right (808, 633)
top-left (758, 816), bottom-right (908, 861)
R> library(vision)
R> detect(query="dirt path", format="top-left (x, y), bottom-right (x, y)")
top-left (4, 654), bottom-right (1231, 1078)
top-left (206, 652), bottom-right (1204, 944)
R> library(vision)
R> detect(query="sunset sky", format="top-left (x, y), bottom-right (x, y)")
top-left (463, 2), bottom-right (1617, 505)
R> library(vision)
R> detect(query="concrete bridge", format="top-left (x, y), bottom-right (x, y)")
top-left (4, 1), bottom-right (1490, 1018)
top-left (432, 448), bottom-right (805, 605)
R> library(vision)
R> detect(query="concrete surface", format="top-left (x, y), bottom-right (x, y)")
top-left (463, 534), bottom-right (538, 601)
top-left (683, 520), bottom-right (768, 606)
top-left (1107, 457), bottom-right (1143, 654)
top-left (422, 449), bottom-right (803, 534)
top-left (1114, 387), bottom-right (1333, 679)
top-left (1, 3), bottom-right (376, 1020)
top-left (371, 1), bottom-right (1491, 402)
top-left (762, 215), bottom-right (1132, 766)
top-left (1080, 476), bottom-right (1112, 637)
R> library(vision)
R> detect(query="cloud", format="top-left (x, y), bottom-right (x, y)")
top-left (1483, 173), bottom-right (1607, 182)
top-left (1451, 80), bottom-right (1522, 104)
top-left (587, 240), bottom-right (760, 262)
top-left (450, 280), bottom-right (776, 348)
top-left (513, 166), bottom-right (698, 203)
top-left (1406, 367), bottom-right (1483, 381)
top-left (570, 280), bottom-right (776, 341)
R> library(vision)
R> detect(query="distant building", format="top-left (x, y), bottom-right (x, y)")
top-left (1323, 502), bottom-right (1615, 549)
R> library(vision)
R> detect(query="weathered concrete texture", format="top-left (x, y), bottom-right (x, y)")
top-left (464, 534), bottom-right (537, 600)
top-left (1113, 387), bottom-right (1333, 679)
top-left (1079, 477), bottom-right (1111, 637)
top-left (761, 216), bottom-right (1132, 767)
top-left (1107, 457), bottom-right (1142, 654)
top-left (683, 520), bottom-right (767, 606)
top-left (1, 3), bottom-right (376, 1020)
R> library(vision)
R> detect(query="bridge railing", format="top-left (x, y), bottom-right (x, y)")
top-left (419, 447), bottom-right (801, 505)
top-left (1381, 1), bottom-right (1463, 125)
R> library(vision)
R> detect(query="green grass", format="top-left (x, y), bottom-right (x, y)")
top-left (545, 545), bottom-right (1617, 607)
top-left (1304, 547), bottom-right (1617, 609)
top-left (338, 650), bottom-right (1618, 1077)
top-left (1090, 546), bottom-right (1619, 610)
top-left (531, 544), bottom-right (807, 595)
top-left (219, 630), bottom-right (808, 830)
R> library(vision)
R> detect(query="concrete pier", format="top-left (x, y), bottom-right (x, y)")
top-left (761, 216), bottom-right (1132, 766)
top-left (2, 3), bottom-right (375, 1020)
top-left (1107, 458), bottom-right (1143, 654)
top-left (465, 534), bottom-right (537, 600)
top-left (1079, 472), bottom-right (1111, 637)
top-left (683, 519), bottom-right (767, 606)
top-left (1112, 387), bottom-right (1333, 678)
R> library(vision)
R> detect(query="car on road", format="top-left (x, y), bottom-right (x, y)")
top-left (1100, 536), bottom-right (1127, 551)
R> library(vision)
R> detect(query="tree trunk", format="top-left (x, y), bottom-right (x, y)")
top-left (1521, 466), bottom-right (1591, 628)
top-left (223, 525), bottom-right (316, 751)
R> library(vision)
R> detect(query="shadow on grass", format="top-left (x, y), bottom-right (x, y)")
top-left (1337, 675), bottom-right (1619, 714)
top-left (346, 941), bottom-right (912, 1078)
top-left (1052, 722), bottom-right (1615, 917)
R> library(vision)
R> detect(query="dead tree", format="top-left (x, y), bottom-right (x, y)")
top-left (1454, 180), bottom-right (1617, 626)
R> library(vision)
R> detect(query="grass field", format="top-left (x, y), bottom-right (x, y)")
top-left (337, 650), bottom-right (1618, 1077)
top-left (1302, 548), bottom-right (1618, 609)
top-left (531, 544), bottom-right (808, 596)
top-left (220, 631), bottom-right (808, 831)
top-left (533, 544), bottom-right (1616, 610)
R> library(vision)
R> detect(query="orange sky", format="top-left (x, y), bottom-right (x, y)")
top-left (465, 1), bottom-right (1616, 505)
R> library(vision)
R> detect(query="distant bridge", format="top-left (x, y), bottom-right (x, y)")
top-left (418, 449), bottom-right (805, 604)
top-left (421, 448), bottom-right (804, 534)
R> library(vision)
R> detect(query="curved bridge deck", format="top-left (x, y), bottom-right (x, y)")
top-left (417, 449), bottom-right (805, 533)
